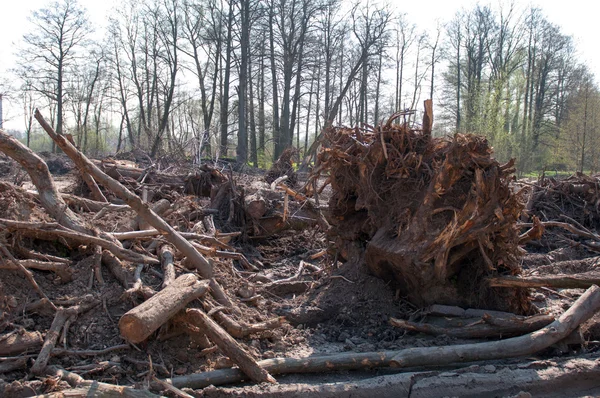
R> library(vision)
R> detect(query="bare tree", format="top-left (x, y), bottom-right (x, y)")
top-left (17, 0), bottom-right (91, 152)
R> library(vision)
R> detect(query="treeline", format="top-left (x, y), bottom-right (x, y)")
top-left (8, 0), bottom-right (600, 172)
top-left (440, 5), bottom-right (600, 174)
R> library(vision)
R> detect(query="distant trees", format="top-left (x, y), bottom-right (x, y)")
top-left (16, 0), bottom-right (91, 152)
top-left (438, 4), bottom-right (593, 172)
top-left (11, 0), bottom-right (600, 172)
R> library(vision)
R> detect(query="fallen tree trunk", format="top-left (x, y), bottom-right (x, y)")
top-left (389, 313), bottom-right (554, 338)
top-left (185, 308), bottom-right (276, 385)
top-left (0, 330), bottom-right (43, 356)
top-left (34, 110), bottom-right (232, 308)
top-left (390, 284), bottom-right (600, 367)
top-left (0, 129), bottom-right (110, 241)
top-left (162, 284), bottom-right (600, 389)
top-left (119, 274), bottom-right (209, 344)
top-left (488, 273), bottom-right (600, 289)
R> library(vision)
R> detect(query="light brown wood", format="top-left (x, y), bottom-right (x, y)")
top-left (35, 110), bottom-right (233, 308)
top-left (186, 308), bottom-right (276, 384)
top-left (0, 330), bottom-right (43, 356)
top-left (119, 274), bottom-right (209, 343)
top-left (159, 244), bottom-right (176, 288)
top-left (489, 272), bottom-right (600, 289)
top-left (390, 284), bottom-right (600, 367)
top-left (389, 314), bottom-right (554, 338)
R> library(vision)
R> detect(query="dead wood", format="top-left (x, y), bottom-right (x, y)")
top-left (0, 258), bottom-right (73, 282)
top-left (37, 379), bottom-right (160, 398)
top-left (159, 244), bottom-right (176, 288)
top-left (164, 350), bottom-right (402, 389)
top-left (185, 308), bottom-right (276, 384)
top-left (0, 330), bottom-right (43, 356)
top-left (488, 272), bottom-right (600, 289)
top-left (121, 264), bottom-right (157, 302)
top-left (0, 244), bottom-right (57, 307)
top-left (0, 128), bottom-right (111, 241)
top-left (389, 313), bottom-right (554, 338)
top-left (0, 219), bottom-right (159, 265)
top-left (389, 284), bottom-right (600, 367)
top-left (61, 193), bottom-right (128, 213)
top-left (204, 304), bottom-right (284, 339)
top-left (0, 357), bottom-right (28, 374)
top-left (110, 230), bottom-right (234, 251)
top-left (35, 110), bottom-right (233, 308)
top-left (134, 199), bottom-right (170, 231)
top-left (101, 251), bottom-right (129, 288)
top-left (119, 274), bottom-right (209, 343)
top-left (31, 298), bottom-right (100, 375)
top-left (162, 284), bottom-right (600, 389)
top-left (265, 148), bottom-right (297, 187)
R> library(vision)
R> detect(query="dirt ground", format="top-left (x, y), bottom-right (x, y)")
top-left (1, 152), bottom-right (600, 397)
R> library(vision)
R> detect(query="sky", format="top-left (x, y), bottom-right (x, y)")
top-left (0, 0), bottom-right (598, 130)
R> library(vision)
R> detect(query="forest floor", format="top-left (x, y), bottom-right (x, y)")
top-left (1, 151), bottom-right (600, 397)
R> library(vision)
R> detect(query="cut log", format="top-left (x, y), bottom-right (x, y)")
top-left (0, 330), bottom-right (43, 356)
top-left (159, 245), bottom-right (176, 288)
top-left (119, 274), bottom-right (209, 344)
top-left (488, 272), bottom-right (600, 289)
top-left (185, 308), bottom-right (276, 384)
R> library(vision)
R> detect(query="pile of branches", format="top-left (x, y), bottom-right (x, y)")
top-left (524, 173), bottom-right (600, 231)
top-left (311, 106), bottom-right (532, 314)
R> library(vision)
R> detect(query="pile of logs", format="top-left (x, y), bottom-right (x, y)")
top-left (0, 110), bottom-right (287, 395)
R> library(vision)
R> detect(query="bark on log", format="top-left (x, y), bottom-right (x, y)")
top-left (0, 219), bottom-right (158, 265)
top-left (0, 330), bottom-right (43, 356)
top-left (163, 285), bottom-right (600, 389)
top-left (101, 250), bottom-right (129, 288)
top-left (185, 308), bottom-right (276, 384)
top-left (37, 378), bottom-right (160, 398)
top-left (35, 110), bottom-right (232, 308)
top-left (0, 129), bottom-right (107, 240)
top-left (134, 199), bottom-right (170, 231)
top-left (159, 245), bottom-right (176, 288)
top-left (389, 284), bottom-right (600, 367)
top-left (0, 357), bottom-right (28, 374)
top-left (119, 274), bottom-right (209, 343)
top-left (389, 314), bottom-right (554, 338)
top-left (489, 273), bottom-right (600, 289)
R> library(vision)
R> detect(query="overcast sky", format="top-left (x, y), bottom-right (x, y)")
top-left (0, 0), bottom-right (598, 130)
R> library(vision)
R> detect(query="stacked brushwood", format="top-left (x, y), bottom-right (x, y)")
top-left (524, 172), bottom-right (600, 230)
top-left (311, 107), bottom-right (532, 314)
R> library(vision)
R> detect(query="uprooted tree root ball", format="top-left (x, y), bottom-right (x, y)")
top-left (312, 112), bottom-right (533, 314)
